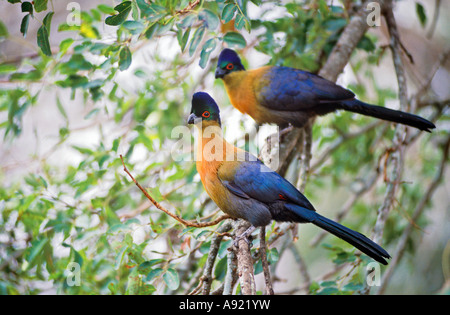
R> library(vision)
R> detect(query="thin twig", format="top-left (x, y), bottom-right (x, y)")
top-left (259, 226), bottom-right (274, 295)
top-left (426, 0), bottom-right (441, 39)
top-left (363, 0), bottom-right (409, 294)
top-left (119, 155), bottom-right (230, 227)
top-left (223, 246), bottom-right (238, 295)
top-left (201, 221), bottom-right (233, 295)
top-left (176, 0), bottom-right (201, 15)
top-left (234, 220), bottom-right (256, 295)
top-left (376, 135), bottom-right (450, 295)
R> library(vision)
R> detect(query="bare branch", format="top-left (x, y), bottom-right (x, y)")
top-left (222, 247), bottom-right (238, 295)
top-left (259, 226), bottom-right (274, 295)
top-left (376, 135), bottom-right (450, 294)
top-left (201, 221), bottom-right (233, 295)
top-left (176, 0), bottom-right (201, 15)
top-left (120, 155), bottom-right (230, 227)
top-left (234, 220), bottom-right (256, 295)
top-left (372, 0), bottom-right (409, 246)
top-left (320, 0), bottom-right (385, 82)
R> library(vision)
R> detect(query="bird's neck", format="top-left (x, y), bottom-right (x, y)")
top-left (195, 121), bottom-right (231, 163)
top-left (222, 66), bottom-right (272, 119)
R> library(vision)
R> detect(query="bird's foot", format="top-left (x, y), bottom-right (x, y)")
top-left (233, 225), bottom-right (256, 248)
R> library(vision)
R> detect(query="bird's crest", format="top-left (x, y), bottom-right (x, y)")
top-left (215, 49), bottom-right (245, 78)
top-left (189, 92), bottom-right (221, 126)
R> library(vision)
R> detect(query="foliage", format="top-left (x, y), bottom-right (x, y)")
top-left (0, 0), bottom-right (447, 295)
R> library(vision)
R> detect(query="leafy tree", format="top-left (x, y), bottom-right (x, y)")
top-left (0, 0), bottom-right (448, 295)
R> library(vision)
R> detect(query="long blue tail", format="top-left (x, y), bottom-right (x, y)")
top-left (285, 204), bottom-right (390, 265)
top-left (340, 99), bottom-right (435, 132)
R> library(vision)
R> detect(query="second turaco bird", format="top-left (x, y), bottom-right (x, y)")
top-left (188, 91), bottom-right (390, 265)
top-left (215, 48), bottom-right (435, 132)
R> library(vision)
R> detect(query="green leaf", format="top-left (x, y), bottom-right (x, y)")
top-left (199, 38), bottom-right (216, 69)
top-left (84, 108), bottom-right (100, 120)
top-left (145, 268), bottom-right (164, 282)
top-left (144, 23), bottom-right (159, 39)
top-left (114, 245), bottom-right (129, 270)
top-left (56, 97), bottom-right (68, 121)
top-left (34, 0), bottom-right (48, 12)
top-left (268, 247), bottom-right (279, 264)
top-left (25, 238), bottom-right (48, 268)
top-left (105, 1), bottom-right (132, 26)
top-left (43, 11), bottom-right (54, 36)
top-left (97, 4), bottom-right (116, 15)
top-left (114, 1), bottom-right (132, 13)
top-left (126, 268), bottom-right (141, 295)
top-left (37, 25), bottom-right (52, 56)
top-left (122, 20), bottom-right (144, 35)
top-left (189, 26), bottom-right (205, 57)
top-left (0, 63), bottom-right (16, 73)
top-left (357, 35), bottom-right (376, 52)
top-left (223, 31), bottom-right (246, 49)
top-left (20, 14), bottom-right (31, 38)
top-left (21, 2), bottom-right (33, 14)
top-left (199, 9), bottom-right (219, 30)
top-left (416, 2), bottom-right (427, 27)
top-left (214, 257), bottom-right (227, 281)
top-left (119, 46), bottom-right (132, 71)
top-left (163, 268), bottom-right (179, 290)
top-left (131, 0), bottom-right (139, 21)
top-left (179, 13), bottom-right (196, 28)
top-left (234, 13), bottom-right (246, 30)
top-left (0, 21), bottom-right (9, 38)
top-left (222, 4), bottom-right (237, 24)
top-left (177, 27), bottom-right (191, 52)
top-left (137, 259), bottom-right (165, 274)
top-left (143, 4), bottom-right (167, 22)
top-left (112, 137), bottom-right (120, 152)
top-left (59, 38), bottom-right (74, 55)
top-left (156, 18), bottom-right (174, 35)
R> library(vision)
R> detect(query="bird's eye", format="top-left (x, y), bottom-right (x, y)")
top-left (202, 111), bottom-right (210, 118)
top-left (226, 63), bottom-right (234, 70)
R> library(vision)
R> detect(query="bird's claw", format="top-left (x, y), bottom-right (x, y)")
top-left (233, 234), bottom-right (253, 248)
top-left (233, 225), bottom-right (256, 248)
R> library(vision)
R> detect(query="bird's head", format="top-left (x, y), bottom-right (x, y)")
top-left (215, 48), bottom-right (245, 79)
top-left (188, 92), bottom-right (221, 127)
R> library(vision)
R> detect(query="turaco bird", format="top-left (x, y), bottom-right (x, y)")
top-left (188, 92), bottom-right (390, 265)
top-left (215, 48), bottom-right (435, 132)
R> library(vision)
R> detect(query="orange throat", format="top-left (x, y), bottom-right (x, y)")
top-left (194, 122), bottom-right (236, 183)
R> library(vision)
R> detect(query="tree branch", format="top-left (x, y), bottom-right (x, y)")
top-left (259, 226), bottom-right (274, 295)
top-left (176, 0), bottom-right (201, 15)
top-left (376, 135), bottom-right (450, 294)
top-left (120, 155), bottom-right (230, 227)
top-left (234, 220), bottom-right (256, 295)
top-left (201, 220), bottom-right (233, 295)
top-left (320, 0), bottom-right (385, 82)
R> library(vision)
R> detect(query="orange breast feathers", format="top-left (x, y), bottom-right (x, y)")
top-left (195, 121), bottom-right (240, 209)
top-left (195, 122), bottom-right (234, 187)
top-left (222, 66), bottom-right (272, 119)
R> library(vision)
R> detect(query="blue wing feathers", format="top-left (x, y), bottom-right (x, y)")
top-left (259, 67), bottom-right (355, 111)
top-left (231, 161), bottom-right (315, 210)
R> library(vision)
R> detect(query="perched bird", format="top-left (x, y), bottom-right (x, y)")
top-left (215, 48), bottom-right (435, 132)
top-left (188, 92), bottom-right (390, 265)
